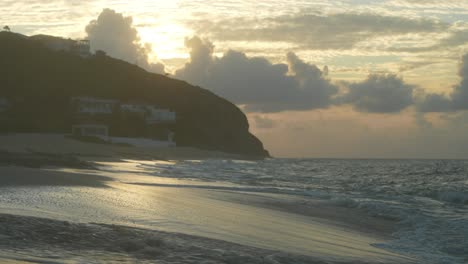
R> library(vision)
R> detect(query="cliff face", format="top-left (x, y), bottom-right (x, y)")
top-left (0, 32), bottom-right (269, 158)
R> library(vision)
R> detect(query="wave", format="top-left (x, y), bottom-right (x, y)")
top-left (95, 158), bottom-right (468, 264)
top-left (436, 191), bottom-right (468, 205)
top-left (0, 213), bottom-right (333, 264)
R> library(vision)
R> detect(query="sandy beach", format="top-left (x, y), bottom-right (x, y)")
top-left (3, 3), bottom-right (468, 262)
top-left (0, 133), bottom-right (249, 161)
top-left (0, 134), bottom-right (414, 263)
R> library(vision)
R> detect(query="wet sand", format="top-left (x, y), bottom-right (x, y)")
top-left (0, 166), bottom-right (110, 187)
top-left (207, 191), bottom-right (397, 240)
top-left (0, 167), bottom-right (414, 263)
top-left (0, 139), bottom-right (415, 263)
top-left (0, 213), bottom-right (325, 264)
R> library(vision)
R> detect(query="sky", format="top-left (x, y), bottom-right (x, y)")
top-left (2, 0), bottom-right (468, 158)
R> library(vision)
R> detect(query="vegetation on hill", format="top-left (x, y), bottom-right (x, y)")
top-left (0, 32), bottom-right (269, 158)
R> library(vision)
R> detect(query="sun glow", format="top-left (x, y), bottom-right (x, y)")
top-left (138, 23), bottom-right (192, 61)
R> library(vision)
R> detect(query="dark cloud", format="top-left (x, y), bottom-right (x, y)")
top-left (175, 37), bottom-right (338, 112)
top-left (174, 37), bottom-right (214, 86)
top-left (338, 74), bottom-right (415, 113)
top-left (419, 54), bottom-right (468, 112)
top-left (85, 8), bottom-right (164, 73)
top-left (452, 54), bottom-right (468, 108)
top-left (191, 13), bottom-right (447, 50)
top-left (417, 94), bottom-right (453, 112)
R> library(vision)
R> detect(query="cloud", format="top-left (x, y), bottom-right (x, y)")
top-left (174, 37), bottom-right (214, 86)
top-left (419, 54), bottom-right (468, 112)
top-left (417, 94), bottom-right (453, 112)
top-left (175, 36), bottom-right (338, 112)
top-left (251, 115), bottom-right (276, 129)
top-left (388, 28), bottom-right (468, 53)
top-left (85, 8), bottom-right (164, 73)
top-left (452, 54), bottom-right (468, 105)
top-left (439, 28), bottom-right (468, 48)
top-left (173, 37), bottom-right (467, 115)
top-left (253, 108), bottom-right (468, 159)
top-left (338, 74), bottom-right (415, 113)
top-left (386, 0), bottom-right (468, 8)
top-left (192, 12), bottom-right (447, 50)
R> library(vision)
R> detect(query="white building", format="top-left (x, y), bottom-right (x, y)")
top-left (72, 97), bottom-right (118, 115)
top-left (146, 108), bottom-right (176, 124)
top-left (120, 103), bottom-right (148, 114)
top-left (75, 39), bottom-right (91, 57)
top-left (120, 103), bottom-right (176, 124)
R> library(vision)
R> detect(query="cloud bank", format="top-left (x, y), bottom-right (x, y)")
top-left (81, 9), bottom-right (467, 117)
top-left (85, 8), bottom-right (164, 73)
top-left (192, 13), bottom-right (448, 50)
top-left (175, 37), bottom-right (338, 112)
top-left (419, 54), bottom-right (468, 112)
top-left (174, 37), bottom-right (468, 115)
top-left (339, 74), bottom-right (415, 113)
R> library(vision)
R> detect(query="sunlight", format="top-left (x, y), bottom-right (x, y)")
top-left (138, 22), bottom-right (192, 61)
top-left (2, 1), bottom-right (468, 263)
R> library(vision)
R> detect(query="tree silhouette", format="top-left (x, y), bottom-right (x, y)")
top-left (3, 26), bottom-right (10, 32)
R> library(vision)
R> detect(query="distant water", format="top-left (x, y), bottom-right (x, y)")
top-left (128, 158), bottom-right (468, 264)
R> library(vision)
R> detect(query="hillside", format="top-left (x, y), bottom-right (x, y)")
top-left (0, 32), bottom-right (269, 158)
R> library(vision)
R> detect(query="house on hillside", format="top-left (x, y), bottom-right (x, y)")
top-left (70, 97), bottom-right (118, 139)
top-left (120, 103), bottom-right (176, 124)
top-left (74, 39), bottom-right (91, 57)
top-left (120, 103), bottom-right (176, 143)
top-left (69, 98), bottom-right (177, 144)
top-left (120, 103), bottom-right (148, 115)
top-left (72, 97), bottom-right (118, 115)
top-left (146, 108), bottom-right (176, 124)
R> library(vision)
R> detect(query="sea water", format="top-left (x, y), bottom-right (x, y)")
top-left (1, 158), bottom-right (467, 263)
top-left (128, 158), bottom-right (468, 263)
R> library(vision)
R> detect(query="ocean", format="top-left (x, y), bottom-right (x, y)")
top-left (1, 158), bottom-right (467, 263)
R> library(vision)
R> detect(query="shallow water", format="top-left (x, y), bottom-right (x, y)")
top-left (1, 158), bottom-right (466, 263)
top-left (99, 158), bottom-right (468, 263)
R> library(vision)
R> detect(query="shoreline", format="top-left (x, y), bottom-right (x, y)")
top-left (0, 133), bottom-right (261, 163)
top-left (0, 183), bottom-right (409, 264)
top-left (0, 136), bottom-right (414, 263)
top-left (0, 166), bottom-right (411, 264)
top-left (0, 213), bottom-right (382, 264)
top-left (209, 191), bottom-right (397, 240)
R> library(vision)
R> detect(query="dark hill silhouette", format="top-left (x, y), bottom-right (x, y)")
top-left (0, 32), bottom-right (269, 158)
